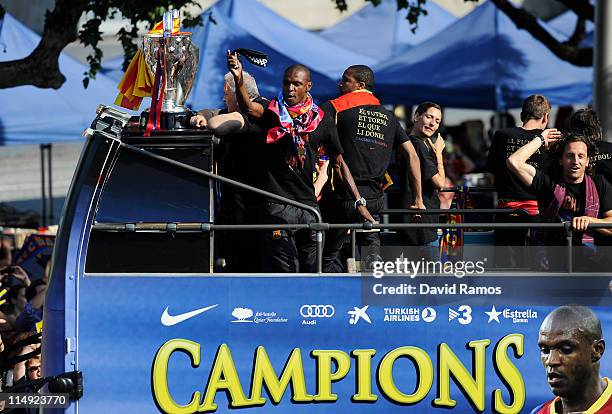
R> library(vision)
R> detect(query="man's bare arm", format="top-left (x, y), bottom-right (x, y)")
top-left (573, 210), bottom-right (612, 236)
top-left (313, 159), bottom-right (329, 198)
top-left (507, 128), bottom-right (560, 187)
top-left (399, 140), bottom-right (424, 209)
top-left (427, 135), bottom-right (446, 191)
top-left (190, 109), bottom-right (221, 128)
top-left (208, 112), bottom-right (246, 136)
top-left (227, 51), bottom-right (264, 119)
top-left (332, 154), bottom-right (375, 223)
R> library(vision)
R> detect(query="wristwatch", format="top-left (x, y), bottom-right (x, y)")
top-left (355, 197), bottom-right (367, 209)
top-left (536, 133), bottom-right (545, 146)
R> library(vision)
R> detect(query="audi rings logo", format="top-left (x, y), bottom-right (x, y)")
top-left (300, 305), bottom-right (335, 318)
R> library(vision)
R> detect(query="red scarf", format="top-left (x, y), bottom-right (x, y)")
top-left (266, 93), bottom-right (324, 168)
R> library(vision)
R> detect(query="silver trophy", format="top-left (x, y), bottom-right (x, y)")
top-left (142, 33), bottom-right (199, 114)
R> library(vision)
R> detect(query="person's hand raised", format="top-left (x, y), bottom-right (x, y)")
top-left (432, 133), bottom-right (446, 154)
top-left (227, 50), bottom-right (243, 79)
top-left (541, 128), bottom-right (561, 149)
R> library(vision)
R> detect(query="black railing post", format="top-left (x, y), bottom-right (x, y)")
top-left (316, 231), bottom-right (323, 274)
top-left (564, 221), bottom-right (573, 273)
top-left (40, 144), bottom-right (46, 227)
top-left (48, 144), bottom-right (53, 224)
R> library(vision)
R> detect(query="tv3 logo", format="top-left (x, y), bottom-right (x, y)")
top-left (448, 305), bottom-right (472, 325)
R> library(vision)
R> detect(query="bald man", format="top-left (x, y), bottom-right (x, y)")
top-left (531, 305), bottom-right (611, 414)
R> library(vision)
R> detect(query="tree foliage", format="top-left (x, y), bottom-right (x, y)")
top-left (0, 1), bottom-right (204, 89)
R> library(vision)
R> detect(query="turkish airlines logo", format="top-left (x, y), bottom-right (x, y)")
top-left (300, 305), bottom-right (335, 318)
top-left (421, 307), bottom-right (437, 323)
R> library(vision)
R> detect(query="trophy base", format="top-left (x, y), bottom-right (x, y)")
top-left (139, 110), bottom-right (194, 131)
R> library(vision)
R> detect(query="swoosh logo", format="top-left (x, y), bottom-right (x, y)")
top-left (161, 304), bottom-right (218, 326)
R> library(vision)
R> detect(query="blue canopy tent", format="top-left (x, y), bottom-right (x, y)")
top-left (215, 0), bottom-right (376, 80)
top-left (547, 9), bottom-right (594, 48)
top-left (187, 4), bottom-right (344, 109)
top-left (99, 55), bottom-right (124, 82)
top-left (374, 1), bottom-right (593, 110)
top-left (0, 13), bottom-right (119, 145)
top-left (319, 0), bottom-right (456, 60)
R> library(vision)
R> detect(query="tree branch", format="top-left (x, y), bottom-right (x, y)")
top-left (491, 0), bottom-right (592, 67)
top-left (555, 0), bottom-right (594, 22)
top-left (567, 17), bottom-right (587, 48)
top-left (0, 0), bottom-right (86, 89)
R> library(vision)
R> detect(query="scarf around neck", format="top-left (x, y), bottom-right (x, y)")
top-left (329, 89), bottom-right (381, 114)
top-left (266, 92), bottom-right (324, 167)
top-left (543, 175), bottom-right (599, 222)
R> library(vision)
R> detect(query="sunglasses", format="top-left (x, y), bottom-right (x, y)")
top-left (27, 365), bottom-right (41, 372)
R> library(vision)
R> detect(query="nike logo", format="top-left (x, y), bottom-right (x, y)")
top-left (161, 304), bottom-right (218, 326)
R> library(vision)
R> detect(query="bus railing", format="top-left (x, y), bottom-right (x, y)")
top-left (105, 142), bottom-right (612, 274)
top-left (92, 220), bottom-right (612, 274)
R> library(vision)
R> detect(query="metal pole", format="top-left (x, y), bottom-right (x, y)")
top-left (94, 221), bottom-right (601, 231)
top-left (47, 144), bottom-right (53, 224)
top-left (595, 0), bottom-right (612, 142)
top-left (316, 231), bottom-right (323, 275)
top-left (40, 144), bottom-right (46, 227)
top-left (565, 222), bottom-right (573, 273)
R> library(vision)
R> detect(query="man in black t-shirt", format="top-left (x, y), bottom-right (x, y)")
top-left (508, 132), bottom-right (612, 268)
top-left (594, 141), bottom-right (612, 184)
top-left (320, 65), bottom-right (424, 272)
top-left (486, 94), bottom-right (552, 268)
top-left (400, 102), bottom-right (446, 256)
top-left (568, 108), bottom-right (612, 185)
top-left (226, 63), bottom-right (374, 273)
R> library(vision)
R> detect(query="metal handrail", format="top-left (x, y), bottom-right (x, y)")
top-left (120, 142), bottom-right (327, 271)
top-left (92, 221), bottom-right (612, 231)
top-left (439, 186), bottom-right (496, 193)
top-left (92, 220), bottom-right (612, 274)
top-left (102, 144), bottom-right (612, 274)
top-left (120, 143), bottom-right (322, 222)
top-left (380, 208), bottom-right (529, 215)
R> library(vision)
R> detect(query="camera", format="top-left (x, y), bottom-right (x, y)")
top-left (1, 266), bottom-right (16, 287)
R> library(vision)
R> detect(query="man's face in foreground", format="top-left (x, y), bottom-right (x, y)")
top-left (413, 107), bottom-right (442, 139)
top-left (560, 141), bottom-right (589, 183)
top-left (282, 69), bottom-right (311, 106)
top-left (538, 323), bottom-right (594, 398)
